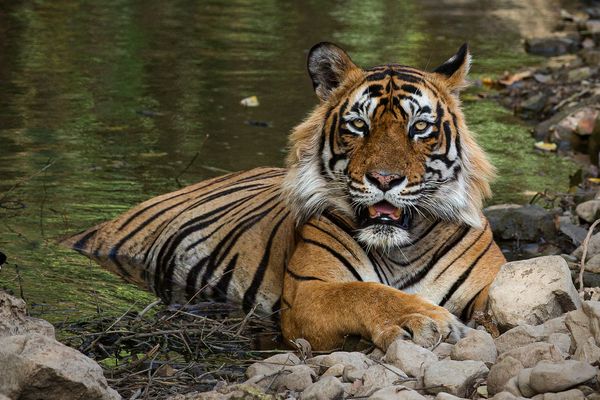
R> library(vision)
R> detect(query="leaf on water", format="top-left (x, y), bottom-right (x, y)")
top-left (588, 178), bottom-right (600, 184)
top-left (240, 95), bottom-right (259, 107)
top-left (534, 141), bottom-right (557, 151)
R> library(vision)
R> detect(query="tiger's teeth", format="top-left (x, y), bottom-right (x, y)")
top-left (368, 206), bottom-right (378, 218)
top-left (392, 208), bottom-right (402, 220)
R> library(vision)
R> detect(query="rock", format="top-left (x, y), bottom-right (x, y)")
top-left (484, 204), bottom-right (557, 242)
top-left (488, 356), bottom-right (524, 395)
top-left (496, 342), bottom-right (564, 368)
top-left (308, 351), bottom-right (374, 374)
top-left (582, 254), bottom-right (600, 273)
top-left (384, 339), bottom-right (437, 377)
top-left (422, 360), bottom-right (488, 397)
top-left (300, 376), bottom-right (345, 400)
top-left (435, 394), bottom-right (468, 400)
top-left (582, 301), bottom-right (600, 344)
top-left (572, 232), bottom-right (600, 260)
top-left (521, 92), bottom-right (549, 114)
top-left (271, 364), bottom-right (315, 392)
top-left (558, 219), bottom-right (588, 246)
top-left (362, 364), bottom-right (408, 390)
top-left (547, 333), bottom-right (572, 354)
top-left (525, 32), bottom-right (581, 56)
top-left (586, 19), bottom-right (600, 34)
top-left (450, 329), bottom-right (497, 363)
top-left (502, 376), bottom-right (522, 397)
top-left (567, 67), bottom-right (593, 83)
top-left (517, 368), bottom-right (536, 398)
top-left (529, 360), bottom-right (597, 393)
top-left (432, 343), bottom-right (454, 360)
top-left (581, 49), bottom-right (600, 65)
top-left (0, 291), bottom-right (55, 338)
top-left (245, 353), bottom-right (301, 378)
top-left (488, 256), bottom-right (581, 330)
top-left (0, 333), bottom-right (120, 400)
top-left (495, 323), bottom-right (571, 355)
top-left (565, 308), bottom-right (600, 363)
top-left (538, 389), bottom-right (585, 400)
top-left (576, 200), bottom-right (600, 222)
top-left (369, 386), bottom-right (427, 400)
top-left (343, 365), bottom-right (365, 382)
top-left (322, 363), bottom-right (345, 377)
top-left (490, 392), bottom-right (521, 400)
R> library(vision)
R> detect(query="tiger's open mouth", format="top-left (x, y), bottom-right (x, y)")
top-left (358, 201), bottom-right (411, 230)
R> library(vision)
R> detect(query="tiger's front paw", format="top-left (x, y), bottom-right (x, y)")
top-left (372, 306), bottom-right (467, 350)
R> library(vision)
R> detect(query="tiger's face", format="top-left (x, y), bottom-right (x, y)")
top-left (283, 43), bottom-right (494, 249)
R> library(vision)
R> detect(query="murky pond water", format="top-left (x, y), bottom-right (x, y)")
top-left (0, 0), bottom-right (576, 323)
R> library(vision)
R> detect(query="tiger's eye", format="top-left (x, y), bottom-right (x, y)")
top-left (414, 121), bottom-right (428, 131)
top-left (351, 119), bottom-right (366, 129)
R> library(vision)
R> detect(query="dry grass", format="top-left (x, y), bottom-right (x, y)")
top-left (59, 301), bottom-right (284, 399)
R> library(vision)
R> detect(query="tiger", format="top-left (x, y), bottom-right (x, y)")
top-left (61, 42), bottom-right (506, 351)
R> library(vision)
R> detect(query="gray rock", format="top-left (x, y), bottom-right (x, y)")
top-left (308, 351), bottom-right (374, 374)
top-left (271, 364), bottom-right (315, 392)
top-left (362, 364), bottom-right (408, 391)
top-left (582, 301), bottom-right (600, 344)
top-left (322, 363), bottom-right (345, 377)
top-left (529, 360), bottom-right (597, 393)
top-left (581, 49), bottom-right (600, 66)
top-left (0, 333), bottom-right (120, 400)
top-left (369, 386), bottom-right (427, 400)
top-left (490, 392), bottom-right (522, 400)
top-left (245, 353), bottom-right (301, 378)
top-left (502, 376), bottom-right (522, 397)
top-left (384, 340), bottom-right (437, 378)
top-left (434, 394), bottom-right (467, 400)
top-left (565, 308), bottom-right (600, 363)
top-left (488, 356), bottom-right (524, 395)
top-left (525, 32), bottom-right (581, 56)
top-left (300, 376), bottom-right (345, 400)
top-left (423, 360), bottom-right (488, 397)
top-left (432, 343), bottom-right (454, 360)
top-left (576, 200), bottom-right (600, 223)
top-left (583, 254), bottom-right (600, 273)
top-left (451, 329), bottom-right (497, 363)
top-left (484, 204), bottom-right (557, 242)
top-left (0, 291), bottom-right (55, 338)
top-left (496, 342), bottom-right (564, 368)
top-left (488, 256), bottom-right (581, 330)
top-left (572, 232), bottom-right (600, 260)
top-left (516, 368), bottom-right (536, 398)
top-left (343, 365), bottom-right (365, 382)
top-left (538, 389), bottom-right (585, 400)
top-left (548, 333), bottom-right (571, 354)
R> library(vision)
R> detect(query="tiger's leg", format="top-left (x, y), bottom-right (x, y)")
top-left (280, 242), bottom-right (466, 351)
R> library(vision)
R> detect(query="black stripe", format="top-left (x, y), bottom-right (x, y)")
top-left (72, 228), bottom-right (98, 251)
top-left (286, 267), bottom-right (326, 282)
top-left (302, 238), bottom-right (363, 281)
top-left (440, 239), bottom-right (493, 307)
top-left (242, 210), bottom-right (290, 312)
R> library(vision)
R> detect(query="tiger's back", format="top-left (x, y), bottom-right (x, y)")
top-left (62, 167), bottom-right (295, 314)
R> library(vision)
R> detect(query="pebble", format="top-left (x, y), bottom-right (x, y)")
top-left (422, 360), bottom-right (489, 397)
top-left (384, 339), bottom-right (437, 378)
top-left (496, 342), bottom-right (564, 368)
top-left (245, 353), bottom-right (301, 378)
top-left (529, 360), bottom-right (597, 393)
top-left (488, 256), bottom-right (581, 330)
top-left (362, 364), bottom-right (407, 390)
top-left (322, 363), bottom-right (345, 377)
top-left (575, 199), bottom-right (600, 223)
top-left (451, 329), bottom-right (497, 363)
top-left (343, 365), bottom-right (365, 382)
top-left (308, 351), bottom-right (374, 374)
top-left (516, 368), bottom-right (536, 397)
top-left (432, 343), bottom-right (454, 360)
top-left (434, 393), bottom-right (468, 400)
top-left (300, 376), bottom-right (345, 400)
top-left (533, 389), bottom-right (585, 400)
top-left (487, 356), bottom-right (524, 395)
top-left (368, 386), bottom-right (427, 400)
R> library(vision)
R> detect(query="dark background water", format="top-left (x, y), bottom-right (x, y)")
top-left (0, 0), bottom-right (576, 322)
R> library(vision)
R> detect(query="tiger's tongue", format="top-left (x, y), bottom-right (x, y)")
top-left (368, 201), bottom-right (402, 220)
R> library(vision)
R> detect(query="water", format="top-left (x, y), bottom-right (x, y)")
top-left (0, 0), bottom-right (576, 323)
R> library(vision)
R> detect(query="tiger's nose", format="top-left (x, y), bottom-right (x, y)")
top-left (366, 171), bottom-right (405, 191)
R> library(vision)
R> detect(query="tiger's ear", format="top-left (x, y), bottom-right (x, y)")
top-left (432, 43), bottom-right (471, 92)
top-left (307, 42), bottom-right (360, 101)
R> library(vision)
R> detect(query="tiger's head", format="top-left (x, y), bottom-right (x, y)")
top-left (282, 42), bottom-right (494, 249)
